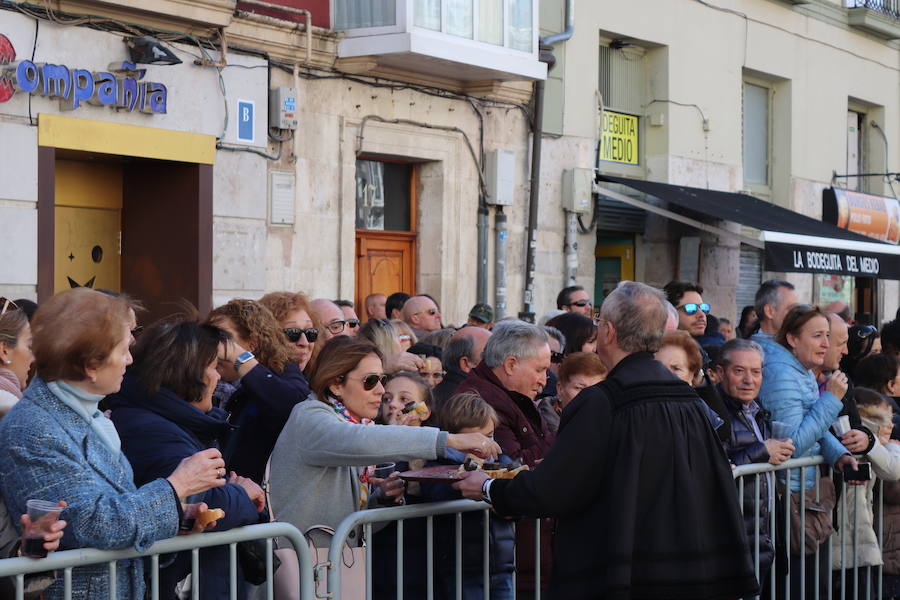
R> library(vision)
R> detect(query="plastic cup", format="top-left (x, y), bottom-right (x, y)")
top-left (24, 500), bottom-right (62, 558)
top-left (374, 463), bottom-right (396, 479)
top-left (771, 421), bottom-right (793, 441)
top-left (832, 415), bottom-right (851, 436)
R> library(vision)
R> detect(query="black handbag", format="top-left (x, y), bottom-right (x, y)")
top-left (237, 509), bottom-right (282, 585)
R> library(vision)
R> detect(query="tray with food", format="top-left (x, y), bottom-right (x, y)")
top-left (398, 458), bottom-right (528, 483)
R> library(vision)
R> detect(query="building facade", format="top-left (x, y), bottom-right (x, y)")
top-left (540, 0), bottom-right (900, 324)
top-left (0, 0), bottom-right (897, 326)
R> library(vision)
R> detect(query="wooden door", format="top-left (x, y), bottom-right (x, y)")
top-left (354, 160), bottom-right (417, 312)
top-left (355, 232), bottom-right (416, 313)
top-left (54, 159), bottom-right (122, 292)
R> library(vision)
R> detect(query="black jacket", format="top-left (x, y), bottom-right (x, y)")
top-left (488, 352), bottom-right (758, 600)
top-left (220, 362), bottom-right (310, 483)
top-left (432, 367), bottom-right (467, 412)
top-left (719, 387), bottom-right (775, 574)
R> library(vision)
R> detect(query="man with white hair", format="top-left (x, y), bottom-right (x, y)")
top-left (453, 320), bottom-right (554, 466)
top-left (456, 282), bottom-right (757, 600)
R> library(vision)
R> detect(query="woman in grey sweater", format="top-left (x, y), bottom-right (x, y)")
top-left (269, 337), bottom-right (500, 543)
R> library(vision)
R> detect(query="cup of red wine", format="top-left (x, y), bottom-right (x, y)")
top-left (24, 499), bottom-right (63, 558)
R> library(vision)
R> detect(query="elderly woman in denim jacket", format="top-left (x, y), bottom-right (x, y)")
top-left (0, 289), bottom-right (226, 600)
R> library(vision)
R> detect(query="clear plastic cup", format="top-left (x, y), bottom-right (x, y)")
top-left (771, 421), bottom-right (793, 441)
top-left (24, 500), bottom-right (62, 558)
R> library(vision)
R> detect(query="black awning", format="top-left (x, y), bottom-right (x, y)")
top-left (596, 174), bottom-right (873, 242)
top-left (595, 174), bottom-right (900, 279)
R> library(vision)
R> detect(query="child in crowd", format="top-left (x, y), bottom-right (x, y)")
top-left (382, 371), bottom-right (432, 426)
top-left (420, 392), bottom-right (515, 600)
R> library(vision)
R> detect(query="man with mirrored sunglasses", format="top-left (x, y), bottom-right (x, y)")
top-left (663, 280), bottom-right (709, 339)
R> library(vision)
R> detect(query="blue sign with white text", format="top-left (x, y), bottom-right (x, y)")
top-left (237, 100), bottom-right (254, 143)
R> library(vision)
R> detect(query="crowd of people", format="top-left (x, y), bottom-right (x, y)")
top-left (0, 278), bottom-right (898, 599)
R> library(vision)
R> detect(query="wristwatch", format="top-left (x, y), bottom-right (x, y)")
top-left (481, 478), bottom-right (493, 504)
top-left (234, 350), bottom-right (255, 371)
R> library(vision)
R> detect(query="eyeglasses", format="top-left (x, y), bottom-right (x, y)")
top-left (567, 299), bottom-right (592, 308)
top-left (0, 298), bottom-right (20, 317)
top-left (414, 308), bottom-right (439, 317)
top-left (359, 373), bottom-right (388, 390)
top-left (550, 350), bottom-right (565, 365)
top-left (346, 319), bottom-right (360, 329)
top-left (284, 327), bottom-right (319, 343)
top-left (131, 326), bottom-right (144, 338)
top-left (856, 325), bottom-right (878, 339)
top-left (419, 370), bottom-right (446, 381)
top-left (324, 320), bottom-right (347, 334)
top-left (678, 303), bottom-right (710, 316)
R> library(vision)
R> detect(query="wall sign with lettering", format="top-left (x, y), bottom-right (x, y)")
top-left (765, 241), bottom-right (900, 279)
top-left (599, 110), bottom-right (639, 166)
top-left (0, 33), bottom-right (168, 113)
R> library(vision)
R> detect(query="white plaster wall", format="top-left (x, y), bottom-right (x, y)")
top-left (0, 122), bottom-right (38, 299)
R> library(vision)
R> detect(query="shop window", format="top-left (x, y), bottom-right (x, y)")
top-left (742, 81), bottom-right (770, 189)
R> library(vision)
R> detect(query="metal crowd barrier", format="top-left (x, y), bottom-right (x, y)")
top-left (733, 455), bottom-right (888, 600)
top-left (0, 522), bottom-right (315, 600)
top-left (325, 499), bottom-right (545, 600)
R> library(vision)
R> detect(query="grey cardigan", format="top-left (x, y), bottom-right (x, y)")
top-left (268, 397), bottom-right (449, 544)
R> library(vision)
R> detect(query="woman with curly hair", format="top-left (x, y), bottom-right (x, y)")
top-left (207, 299), bottom-right (311, 483)
top-left (259, 291), bottom-right (316, 371)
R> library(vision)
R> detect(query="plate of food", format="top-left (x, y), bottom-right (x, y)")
top-left (398, 458), bottom-right (529, 483)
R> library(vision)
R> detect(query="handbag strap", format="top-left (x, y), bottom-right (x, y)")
top-left (263, 457), bottom-right (277, 521)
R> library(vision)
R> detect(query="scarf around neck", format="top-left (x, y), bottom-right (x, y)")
top-left (0, 368), bottom-right (21, 399)
top-left (331, 399), bottom-right (374, 508)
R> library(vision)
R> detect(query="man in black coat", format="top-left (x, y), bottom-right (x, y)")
top-left (455, 281), bottom-right (759, 600)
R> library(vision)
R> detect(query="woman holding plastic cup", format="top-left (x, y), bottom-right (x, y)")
top-left (0, 288), bottom-right (227, 600)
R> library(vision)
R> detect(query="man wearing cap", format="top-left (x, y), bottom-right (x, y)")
top-left (467, 303), bottom-right (494, 330)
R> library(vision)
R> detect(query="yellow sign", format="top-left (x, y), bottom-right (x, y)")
top-left (599, 110), bottom-right (639, 165)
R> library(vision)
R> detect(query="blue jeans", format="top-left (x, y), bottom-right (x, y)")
top-left (442, 572), bottom-right (514, 600)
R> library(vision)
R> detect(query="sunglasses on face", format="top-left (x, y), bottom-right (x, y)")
top-left (678, 303), bottom-right (710, 316)
top-left (0, 297), bottom-right (20, 317)
top-left (856, 325), bottom-right (878, 339)
top-left (414, 308), bottom-right (439, 317)
top-left (284, 327), bottom-right (319, 343)
top-left (567, 299), bottom-right (592, 308)
top-left (346, 319), bottom-right (360, 329)
top-left (550, 350), bottom-right (564, 365)
top-left (360, 373), bottom-right (388, 390)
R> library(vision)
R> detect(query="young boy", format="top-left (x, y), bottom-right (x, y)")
top-left (420, 392), bottom-right (515, 600)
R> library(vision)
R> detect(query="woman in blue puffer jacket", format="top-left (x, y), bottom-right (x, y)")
top-left (757, 304), bottom-right (858, 599)
top-left (758, 304), bottom-right (856, 493)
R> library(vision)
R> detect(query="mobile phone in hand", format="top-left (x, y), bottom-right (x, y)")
top-left (843, 462), bottom-right (872, 481)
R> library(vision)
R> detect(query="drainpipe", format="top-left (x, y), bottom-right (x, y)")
top-left (495, 208), bottom-right (508, 319)
top-left (478, 204), bottom-right (489, 303)
top-left (542, 0), bottom-right (575, 46)
top-left (520, 1), bottom-right (573, 322)
top-left (564, 211), bottom-right (578, 285)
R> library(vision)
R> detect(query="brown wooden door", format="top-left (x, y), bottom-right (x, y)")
top-left (354, 160), bottom-right (417, 314)
top-left (355, 231), bottom-right (416, 313)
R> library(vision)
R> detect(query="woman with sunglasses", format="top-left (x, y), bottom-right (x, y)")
top-left (0, 299), bottom-right (33, 415)
top-left (259, 291), bottom-right (317, 372)
top-left (268, 336), bottom-right (500, 548)
top-left (207, 299), bottom-right (311, 484)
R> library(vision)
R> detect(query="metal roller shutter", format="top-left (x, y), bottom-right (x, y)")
top-left (735, 245), bottom-right (763, 320)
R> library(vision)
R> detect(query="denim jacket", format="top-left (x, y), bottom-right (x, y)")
top-left (0, 378), bottom-right (179, 599)
top-left (754, 338), bottom-right (845, 492)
